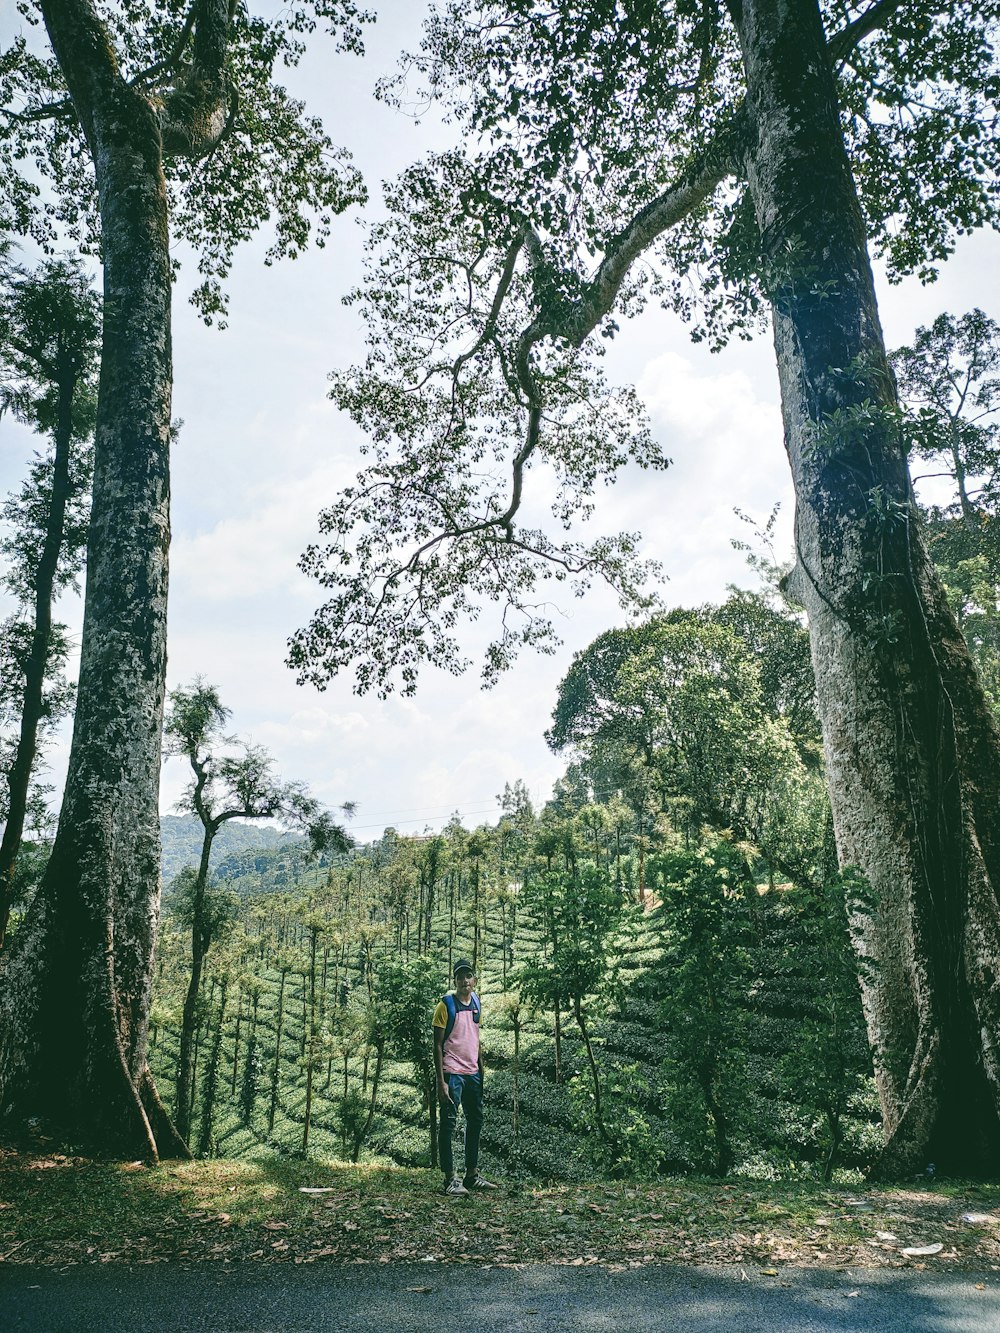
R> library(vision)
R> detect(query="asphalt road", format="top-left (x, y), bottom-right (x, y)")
top-left (2, 1262), bottom-right (999, 1332)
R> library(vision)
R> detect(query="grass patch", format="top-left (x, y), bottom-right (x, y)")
top-left (3, 1146), bottom-right (1000, 1272)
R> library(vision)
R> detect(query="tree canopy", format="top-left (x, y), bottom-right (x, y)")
top-left (289, 0), bottom-right (1000, 696)
top-left (1, 0), bottom-right (369, 321)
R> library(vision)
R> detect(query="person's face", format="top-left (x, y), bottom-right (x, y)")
top-left (455, 971), bottom-right (475, 999)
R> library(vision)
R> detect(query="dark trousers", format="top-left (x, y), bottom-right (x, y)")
top-left (439, 1071), bottom-right (483, 1181)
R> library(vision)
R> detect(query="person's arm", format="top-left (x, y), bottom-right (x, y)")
top-left (434, 1026), bottom-right (451, 1103)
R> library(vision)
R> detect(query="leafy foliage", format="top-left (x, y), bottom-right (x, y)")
top-left (292, 0), bottom-right (1000, 693)
top-left (289, 148), bottom-right (667, 696)
top-left (0, 0), bottom-right (370, 321)
top-left (650, 834), bottom-right (752, 1177)
top-left (892, 308), bottom-right (1000, 710)
top-left (150, 583), bottom-right (878, 1181)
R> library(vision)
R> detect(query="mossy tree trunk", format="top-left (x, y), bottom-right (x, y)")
top-left (731, 0), bottom-right (1000, 1175)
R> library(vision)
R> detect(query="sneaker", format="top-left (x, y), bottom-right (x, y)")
top-left (443, 1177), bottom-right (469, 1196)
top-left (463, 1173), bottom-right (498, 1190)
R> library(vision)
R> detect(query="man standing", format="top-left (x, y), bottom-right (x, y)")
top-left (433, 959), bottom-right (497, 1195)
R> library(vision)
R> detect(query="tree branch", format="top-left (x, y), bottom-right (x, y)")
top-left (827, 0), bottom-right (909, 66)
top-left (128, 0), bottom-right (198, 89)
top-left (158, 0), bottom-right (233, 158)
top-left (470, 0), bottom-right (909, 536)
top-left (38, 0), bottom-right (134, 146)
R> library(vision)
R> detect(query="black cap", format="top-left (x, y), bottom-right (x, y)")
top-left (453, 958), bottom-right (474, 977)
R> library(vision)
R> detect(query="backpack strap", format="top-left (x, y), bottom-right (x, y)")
top-left (443, 992), bottom-right (457, 1040)
top-left (442, 990), bottom-right (481, 1040)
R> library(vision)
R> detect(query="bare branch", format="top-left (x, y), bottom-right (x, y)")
top-left (0, 98), bottom-right (75, 125)
top-left (451, 230), bottom-right (526, 387)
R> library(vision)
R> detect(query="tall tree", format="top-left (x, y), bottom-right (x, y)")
top-left (0, 255), bottom-right (99, 947)
top-left (290, 0), bottom-right (1000, 1174)
top-left (548, 613), bottom-right (812, 882)
top-left (892, 309), bottom-right (1000, 709)
top-left (894, 309), bottom-right (1000, 530)
top-left (164, 678), bottom-right (350, 1146)
top-left (0, 0), bottom-right (366, 1157)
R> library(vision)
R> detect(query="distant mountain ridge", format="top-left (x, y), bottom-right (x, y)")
top-left (160, 814), bottom-right (302, 886)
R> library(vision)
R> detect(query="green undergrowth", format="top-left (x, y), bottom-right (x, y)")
top-left (3, 1148), bottom-right (1000, 1273)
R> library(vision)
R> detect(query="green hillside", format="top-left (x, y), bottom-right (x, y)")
top-left (160, 814), bottom-right (305, 886)
top-left (148, 822), bottom-right (879, 1185)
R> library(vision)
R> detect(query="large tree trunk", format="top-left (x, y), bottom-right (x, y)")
top-left (732, 0), bottom-right (1000, 1174)
top-left (0, 0), bottom-right (184, 1159)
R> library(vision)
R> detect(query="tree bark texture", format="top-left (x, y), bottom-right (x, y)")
top-left (0, 0), bottom-right (183, 1158)
top-left (731, 0), bottom-right (1000, 1174)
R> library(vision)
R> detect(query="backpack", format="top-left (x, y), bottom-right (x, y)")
top-left (442, 990), bottom-right (480, 1040)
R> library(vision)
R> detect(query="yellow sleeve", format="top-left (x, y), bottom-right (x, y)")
top-left (432, 1000), bottom-right (449, 1029)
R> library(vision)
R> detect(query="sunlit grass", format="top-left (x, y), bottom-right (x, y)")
top-left (3, 1148), bottom-right (999, 1271)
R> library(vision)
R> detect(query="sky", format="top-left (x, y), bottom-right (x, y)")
top-left (1, 2), bottom-right (997, 845)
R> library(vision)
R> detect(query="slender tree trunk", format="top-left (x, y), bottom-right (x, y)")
top-left (733, 0), bottom-right (1000, 1174)
top-left (951, 425), bottom-right (977, 528)
top-left (424, 869), bottom-right (435, 954)
top-left (188, 1009), bottom-right (203, 1132)
top-left (500, 899), bottom-right (507, 986)
top-left (174, 830), bottom-right (215, 1142)
top-left (472, 863), bottom-right (481, 970)
top-left (302, 929), bottom-right (320, 1152)
top-left (822, 1106), bottom-right (842, 1184)
top-left (230, 984), bottom-right (244, 1098)
top-left (267, 968), bottom-right (288, 1137)
top-left (573, 997), bottom-right (608, 1145)
top-left (448, 871), bottom-right (456, 971)
top-left (0, 0), bottom-right (184, 1158)
top-left (302, 1050), bottom-right (315, 1153)
top-left (196, 976), bottom-right (227, 1157)
top-left (353, 1037), bottom-right (384, 1163)
top-left (700, 1059), bottom-right (732, 1178)
top-left (512, 1015), bottom-right (521, 1141)
top-left (0, 362), bottom-right (77, 948)
top-left (509, 896), bottom-right (516, 972)
top-left (427, 1071), bottom-right (438, 1169)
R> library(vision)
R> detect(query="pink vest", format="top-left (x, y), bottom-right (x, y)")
top-left (443, 1002), bottom-right (480, 1075)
